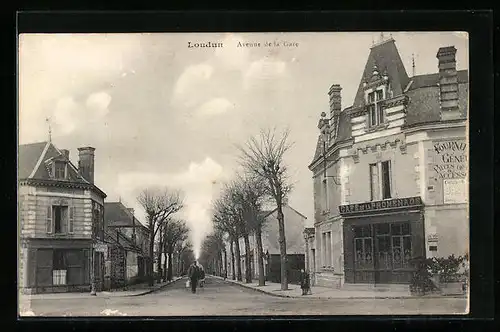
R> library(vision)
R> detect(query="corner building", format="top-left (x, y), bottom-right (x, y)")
top-left (308, 37), bottom-right (468, 287)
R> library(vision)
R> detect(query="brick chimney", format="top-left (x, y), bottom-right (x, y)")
top-left (437, 46), bottom-right (460, 120)
top-left (77, 147), bottom-right (95, 184)
top-left (328, 84), bottom-right (342, 139)
top-left (328, 84), bottom-right (342, 118)
top-left (60, 149), bottom-right (70, 159)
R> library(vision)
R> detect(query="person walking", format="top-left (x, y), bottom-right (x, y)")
top-left (300, 269), bottom-right (311, 296)
top-left (187, 260), bottom-right (201, 294)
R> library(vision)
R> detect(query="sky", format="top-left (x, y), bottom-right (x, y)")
top-left (18, 32), bottom-right (469, 253)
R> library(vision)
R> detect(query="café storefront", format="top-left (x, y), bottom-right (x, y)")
top-left (340, 197), bottom-right (425, 284)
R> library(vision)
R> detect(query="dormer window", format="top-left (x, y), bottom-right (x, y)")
top-left (54, 161), bottom-right (67, 179)
top-left (367, 89), bottom-right (385, 127)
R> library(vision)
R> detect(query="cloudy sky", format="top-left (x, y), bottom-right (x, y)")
top-left (18, 32), bottom-right (468, 252)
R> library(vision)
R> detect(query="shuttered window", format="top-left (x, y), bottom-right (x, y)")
top-left (68, 206), bottom-right (75, 234)
top-left (46, 206), bottom-right (53, 234)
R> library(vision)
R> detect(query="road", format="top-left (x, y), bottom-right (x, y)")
top-left (27, 276), bottom-right (468, 316)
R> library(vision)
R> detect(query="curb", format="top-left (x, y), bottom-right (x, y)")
top-left (210, 275), bottom-right (467, 300)
top-left (130, 277), bottom-right (184, 296)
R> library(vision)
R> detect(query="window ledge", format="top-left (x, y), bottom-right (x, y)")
top-left (365, 122), bottom-right (389, 133)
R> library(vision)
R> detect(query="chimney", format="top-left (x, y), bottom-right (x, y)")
top-left (437, 46), bottom-right (460, 120)
top-left (77, 147), bottom-right (95, 184)
top-left (60, 149), bottom-right (70, 159)
top-left (328, 84), bottom-right (342, 119)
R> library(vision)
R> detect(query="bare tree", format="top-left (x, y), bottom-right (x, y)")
top-left (137, 187), bottom-right (184, 286)
top-left (212, 189), bottom-right (243, 281)
top-left (163, 219), bottom-right (190, 281)
top-left (200, 230), bottom-right (226, 276)
top-left (175, 240), bottom-right (192, 276)
top-left (231, 173), bottom-right (268, 285)
top-left (237, 127), bottom-right (294, 290)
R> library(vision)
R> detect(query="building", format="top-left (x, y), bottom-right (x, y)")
top-left (226, 204), bottom-right (308, 284)
top-left (103, 202), bottom-right (151, 289)
top-left (18, 142), bottom-right (107, 294)
top-left (307, 36), bottom-right (468, 288)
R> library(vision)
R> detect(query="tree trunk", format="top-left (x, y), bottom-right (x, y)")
top-left (148, 226), bottom-right (155, 286)
top-left (163, 252), bottom-right (167, 282)
top-left (156, 229), bottom-right (163, 282)
top-left (276, 203), bottom-right (288, 290)
top-left (230, 240), bottom-right (236, 280)
top-left (167, 252), bottom-right (173, 281)
top-left (223, 249), bottom-right (228, 278)
top-left (234, 238), bottom-right (243, 281)
top-left (255, 227), bottom-right (265, 286)
top-left (243, 234), bottom-right (252, 283)
top-left (177, 252), bottom-right (182, 276)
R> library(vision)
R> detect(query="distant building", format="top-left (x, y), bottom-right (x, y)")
top-left (225, 204), bottom-right (308, 284)
top-left (308, 37), bottom-right (468, 288)
top-left (18, 142), bottom-right (107, 294)
top-left (104, 202), bottom-right (151, 289)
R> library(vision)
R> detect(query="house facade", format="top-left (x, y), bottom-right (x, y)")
top-left (308, 37), bottom-right (468, 288)
top-left (18, 142), bottom-right (107, 294)
top-left (225, 204), bottom-right (308, 283)
top-left (104, 202), bottom-right (151, 289)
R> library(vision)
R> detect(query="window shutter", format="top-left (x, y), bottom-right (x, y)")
top-left (46, 206), bottom-right (53, 234)
top-left (68, 206), bottom-right (74, 233)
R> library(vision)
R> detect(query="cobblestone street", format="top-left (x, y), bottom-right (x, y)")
top-left (24, 276), bottom-right (468, 316)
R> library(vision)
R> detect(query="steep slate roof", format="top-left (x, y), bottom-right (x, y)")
top-left (104, 202), bottom-right (147, 228)
top-left (352, 38), bottom-right (410, 108)
top-left (18, 141), bottom-right (107, 197)
top-left (18, 142), bottom-right (47, 179)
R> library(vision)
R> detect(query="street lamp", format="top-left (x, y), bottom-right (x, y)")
top-left (320, 112), bottom-right (341, 186)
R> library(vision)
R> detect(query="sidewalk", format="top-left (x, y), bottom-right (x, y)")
top-left (20, 277), bottom-right (183, 301)
top-left (212, 275), bottom-right (466, 300)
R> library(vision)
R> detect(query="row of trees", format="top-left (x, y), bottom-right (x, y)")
top-left (137, 187), bottom-right (191, 286)
top-left (201, 128), bottom-right (294, 290)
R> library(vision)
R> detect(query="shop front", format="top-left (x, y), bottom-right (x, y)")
top-left (340, 197), bottom-right (425, 284)
top-left (24, 239), bottom-right (93, 294)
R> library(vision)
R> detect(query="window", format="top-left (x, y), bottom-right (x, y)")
top-left (369, 161), bottom-right (392, 201)
top-left (51, 206), bottom-right (68, 234)
top-left (54, 161), bottom-right (66, 179)
top-left (367, 89), bottom-right (385, 127)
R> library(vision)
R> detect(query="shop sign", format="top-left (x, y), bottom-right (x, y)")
top-left (339, 196), bottom-right (423, 215)
top-left (443, 178), bottom-right (467, 204)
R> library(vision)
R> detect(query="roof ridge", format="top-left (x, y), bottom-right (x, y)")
top-left (28, 141), bottom-right (50, 179)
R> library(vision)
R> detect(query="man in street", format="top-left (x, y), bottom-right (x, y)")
top-left (187, 260), bottom-right (201, 294)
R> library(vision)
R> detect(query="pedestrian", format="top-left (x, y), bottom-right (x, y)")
top-left (300, 269), bottom-right (310, 296)
top-left (199, 264), bottom-right (205, 288)
top-left (187, 260), bottom-right (200, 294)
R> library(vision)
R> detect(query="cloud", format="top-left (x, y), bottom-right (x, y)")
top-left (195, 98), bottom-right (234, 117)
top-left (50, 91), bottom-right (111, 137)
top-left (19, 34), bottom-right (141, 144)
top-left (86, 91), bottom-right (112, 117)
top-left (115, 157), bottom-right (229, 255)
top-left (172, 64), bottom-right (214, 108)
top-left (243, 57), bottom-right (287, 90)
top-left (214, 33), bottom-right (251, 69)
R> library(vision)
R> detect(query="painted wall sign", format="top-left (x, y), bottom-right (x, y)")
top-left (432, 140), bottom-right (468, 179)
top-left (443, 178), bottom-right (467, 204)
top-left (339, 196), bottom-right (423, 215)
top-left (427, 234), bottom-right (438, 243)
